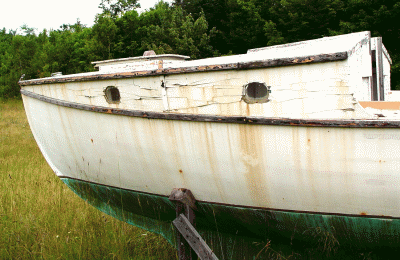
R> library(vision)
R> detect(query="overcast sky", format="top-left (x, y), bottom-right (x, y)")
top-left (0, 0), bottom-right (174, 33)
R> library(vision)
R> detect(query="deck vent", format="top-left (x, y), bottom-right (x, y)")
top-left (242, 82), bottom-right (270, 104)
top-left (104, 86), bottom-right (121, 104)
top-left (143, 50), bottom-right (156, 56)
top-left (51, 72), bottom-right (62, 77)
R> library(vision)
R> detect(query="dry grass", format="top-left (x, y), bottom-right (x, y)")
top-left (0, 99), bottom-right (177, 259)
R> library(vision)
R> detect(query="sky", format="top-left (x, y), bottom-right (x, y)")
top-left (0, 0), bottom-right (174, 34)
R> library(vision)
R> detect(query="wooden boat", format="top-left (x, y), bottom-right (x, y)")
top-left (19, 31), bottom-right (400, 256)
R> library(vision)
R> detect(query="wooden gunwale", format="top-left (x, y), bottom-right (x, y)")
top-left (21, 89), bottom-right (400, 128)
top-left (18, 52), bottom-right (347, 86)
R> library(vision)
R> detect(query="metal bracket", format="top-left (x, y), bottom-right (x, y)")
top-left (161, 78), bottom-right (170, 111)
top-left (169, 188), bottom-right (218, 260)
top-left (169, 188), bottom-right (197, 210)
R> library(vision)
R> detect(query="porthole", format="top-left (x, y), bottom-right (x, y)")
top-left (242, 82), bottom-right (271, 104)
top-left (104, 86), bottom-right (121, 104)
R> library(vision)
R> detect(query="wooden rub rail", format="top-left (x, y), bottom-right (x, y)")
top-left (21, 89), bottom-right (400, 128)
top-left (18, 52), bottom-right (347, 86)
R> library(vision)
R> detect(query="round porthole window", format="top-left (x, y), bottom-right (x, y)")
top-left (242, 82), bottom-right (271, 104)
top-left (104, 86), bottom-right (121, 104)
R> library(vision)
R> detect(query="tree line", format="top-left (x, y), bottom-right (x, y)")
top-left (1, 0), bottom-right (399, 100)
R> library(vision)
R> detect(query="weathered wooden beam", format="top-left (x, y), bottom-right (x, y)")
top-left (173, 214), bottom-right (218, 260)
top-left (376, 37), bottom-right (384, 101)
top-left (169, 188), bottom-right (198, 260)
top-left (19, 52), bottom-right (347, 86)
top-left (21, 89), bottom-right (400, 129)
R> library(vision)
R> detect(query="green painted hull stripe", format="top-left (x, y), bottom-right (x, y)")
top-left (61, 177), bottom-right (400, 253)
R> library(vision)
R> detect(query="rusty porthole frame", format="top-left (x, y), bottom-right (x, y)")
top-left (242, 82), bottom-right (271, 104)
top-left (104, 86), bottom-right (121, 104)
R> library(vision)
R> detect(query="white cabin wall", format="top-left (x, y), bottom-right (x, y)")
top-left (346, 33), bottom-right (372, 102)
top-left (165, 61), bottom-right (374, 119)
top-left (386, 91), bottom-right (400, 101)
top-left (25, 59), bottom-right (374, 119)
top-left (24, 77), bottom-right (166, 112)
top-left (369, 37), bottom-right (392, 101)
top-left (383, 47), bottom-right (392, 100)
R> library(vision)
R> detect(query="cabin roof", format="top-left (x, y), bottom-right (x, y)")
top-left (177, 31), bottom-right (373, 68)
top-left (89, 31), bottom-right (377, 71)
top-left (248, 31), bottom-right (371, 55)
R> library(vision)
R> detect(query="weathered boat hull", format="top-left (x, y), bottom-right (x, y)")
top-left (21, 90), bottom-right (400, 250)
top-left (19, 32), bottom-right (400, 256)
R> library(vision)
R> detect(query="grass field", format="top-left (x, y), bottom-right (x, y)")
top-left (0, 99), bottom-right (177, 259)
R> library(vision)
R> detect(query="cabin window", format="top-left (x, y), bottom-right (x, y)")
top-left (104, 86), bottom-right (121, 104)
top-left (242, 82), bottom-right (270, 104)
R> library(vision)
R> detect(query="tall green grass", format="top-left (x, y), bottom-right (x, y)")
top-left (0, 99), bottom-right (177, 259)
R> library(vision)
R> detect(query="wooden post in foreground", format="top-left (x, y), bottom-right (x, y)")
top-left (169, 188), bottom-right (218, 260)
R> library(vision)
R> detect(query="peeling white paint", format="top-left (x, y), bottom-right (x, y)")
top-left (20, 31), bottom-right (400, 221)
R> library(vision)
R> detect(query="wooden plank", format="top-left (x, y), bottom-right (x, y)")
top-left (359, 101), bottom-right (400, 110)
top-left (19, 52), bottom-right (348, 86)
top-left (371, 49), bottom-right (378, 101)
top-left (376, 37), bottom-right (384, 101)
top-left (20, 89), bottom-right (400, 128)
top-left (173, 214), bottom-right (218, 260)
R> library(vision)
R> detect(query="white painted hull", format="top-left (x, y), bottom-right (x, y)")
top-left (22, 93), bottom-right (400, 218)
top-left (19, 32), bottom-right (400, 251)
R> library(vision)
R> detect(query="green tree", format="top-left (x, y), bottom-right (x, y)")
top-left (114, 9), bottom-right (142, 58)
top-left (0, 25), bottom-right (44, 99)
top-left (0, 28), bottom-right (18, 99)
top-left (332, 0), bottom-right (400, 89)
top-left (92, 14), bottom-right (118, 60)
top-left (224, 0), bottom-right (269, 53)
top-left (44, 22), bottom-right (98, 75)
top-left (99, 0), bottom-right (140, 17)
top-left (263, 20), bottom-right (285, 46)
top-left (269, 0), bottom-right (343, 42)
top-left (174, 0), bottom-right (279, 54)
top-left (137, 2), bottom-right (214, 59)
